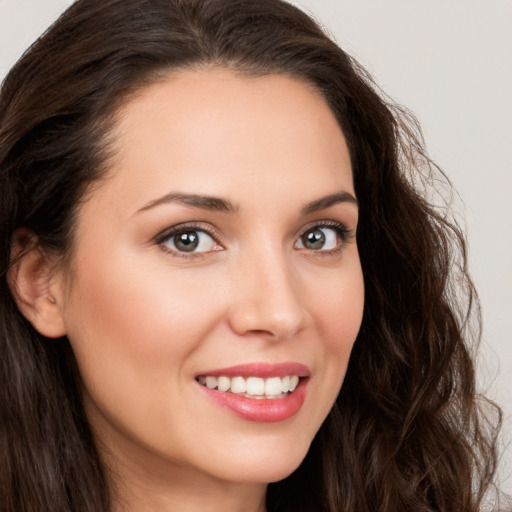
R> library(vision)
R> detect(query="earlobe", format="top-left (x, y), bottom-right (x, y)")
top-left (7, 231), bottom-right (67, 338)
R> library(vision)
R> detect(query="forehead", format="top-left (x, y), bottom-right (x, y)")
top-left (86, 68), bottom-right (353, 217)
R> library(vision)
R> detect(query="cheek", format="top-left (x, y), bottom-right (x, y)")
top-left (61, 250), bottom-right (227, 410)
top-left (313, 259), bottom-right (364, 385)
top-left (60, 252), bottom-right (235, 460)
top-left (312, 259), bottom-right (364, 353)
top-left (66, 252), bottom-right (218, 350)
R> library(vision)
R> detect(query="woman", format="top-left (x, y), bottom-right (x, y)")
top-left (0, 0), bottom-right (501, 511)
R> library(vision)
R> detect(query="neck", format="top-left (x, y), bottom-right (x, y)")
top-left (103, 441), bottom-right (267, 512)
top-left (112, 479), bottom-right (267, 512)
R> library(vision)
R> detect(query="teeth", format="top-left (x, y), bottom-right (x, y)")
top-left (217, 376), bottom-right (231, 392)
top-left (289, 375), bottom-right (299, 392)
top-left (265, 377), bottom-right (283, 395)
top-left (197, 375), bottom-right (302, 398)
top-left (231, 376), bottom-right (246, 394)
top-left (205, 376), bottom-right (217, 389)
top-left (246, 377), bottom-right (265, 395)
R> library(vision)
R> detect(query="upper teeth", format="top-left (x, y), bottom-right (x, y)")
top-left (197, 375), bottom-right (300, 398)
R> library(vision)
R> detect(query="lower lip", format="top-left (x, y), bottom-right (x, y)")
top-left (198, 380), bottom-right (308, 423)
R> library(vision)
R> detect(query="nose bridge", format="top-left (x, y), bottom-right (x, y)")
top-left (228, 238), bottom-right (306, 340)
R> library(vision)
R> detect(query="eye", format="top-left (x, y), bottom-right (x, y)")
top-left (159, 227), bottom-right (221, 254)
top-left (295, 224), bottom-right (346, 252)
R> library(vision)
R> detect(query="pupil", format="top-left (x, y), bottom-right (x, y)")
top-left (174, 231), bottom-right (199, 252)
top-left (304, 229), bottom-right (325, 250)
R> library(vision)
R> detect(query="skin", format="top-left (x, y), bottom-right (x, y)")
top-left (48, 69), bottom-right (365, 511)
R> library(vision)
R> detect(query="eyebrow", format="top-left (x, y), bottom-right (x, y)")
top-left (301, 191), bottom-right (358, 214)
top-left (136, 193), bottom-right (238, 214)
top-left (136, 190), bottom-right (357, 215)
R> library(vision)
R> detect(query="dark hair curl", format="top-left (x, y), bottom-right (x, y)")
top-left (0, 1), bottom-right (501, 511)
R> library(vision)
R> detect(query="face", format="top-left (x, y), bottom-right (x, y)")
top-left (57, 69), bottom-right (364, 489)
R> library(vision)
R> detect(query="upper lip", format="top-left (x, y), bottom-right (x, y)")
top-left (196, 362), bottom-right (310, 378)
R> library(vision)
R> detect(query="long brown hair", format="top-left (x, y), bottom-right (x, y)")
top-left (0, 1), bottom-right (501, 511)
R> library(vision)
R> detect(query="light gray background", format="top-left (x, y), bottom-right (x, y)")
top-left (1, 0), bottom-right (511, 498)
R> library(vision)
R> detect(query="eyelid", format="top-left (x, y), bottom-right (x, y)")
top-left (297, 219), bottom-right (350, 237)
top-left (153, 219), bottom-right (353, 258)
top-left (155, 222), bottom-right (223, 255)
top-left (295, 220), bottom-right (352, 252)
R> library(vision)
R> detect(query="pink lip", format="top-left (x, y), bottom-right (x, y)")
top-left (198, 379), bottom-right (308, 423)
top-left (196, 362), bottom-right (310, 423)
top-left (196, 362), bottom-right (310, 378)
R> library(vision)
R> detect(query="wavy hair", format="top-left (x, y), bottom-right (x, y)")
top-left (0, 0), bottom-right (501, 511)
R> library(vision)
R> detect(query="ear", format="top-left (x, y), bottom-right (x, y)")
top-left (7, 231), bottom-right (67, 338)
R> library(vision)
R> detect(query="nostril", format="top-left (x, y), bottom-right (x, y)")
top-left (227, 302), bottom-right (305, 341)
top-left (227, 260), bottom-right (307, 339)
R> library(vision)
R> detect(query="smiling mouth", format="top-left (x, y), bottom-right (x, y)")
top-left (196, 375), bottom-right (301, 399)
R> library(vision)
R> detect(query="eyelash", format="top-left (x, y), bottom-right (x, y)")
top-left (155, 222), bottom-right (221, 259)
top-left (297, 220), bottom-right (351, 256)
top-left (155, 220), bottom-right (351, 258)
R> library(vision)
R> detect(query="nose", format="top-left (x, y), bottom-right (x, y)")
top-left (227, 249), bottom-right (308, 341)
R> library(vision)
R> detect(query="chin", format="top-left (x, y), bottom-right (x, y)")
top-left (208, 439), bottom-right (312, 484)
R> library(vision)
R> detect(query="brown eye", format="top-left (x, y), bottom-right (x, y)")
top-left (173, 231), bottom-right (199, 252)
top-left (160, 228), bottom-right (219, 254)
top-left (295, 225), bottom-right (344, 252)
top-left (302, 228), bottom-right (326, 250)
